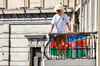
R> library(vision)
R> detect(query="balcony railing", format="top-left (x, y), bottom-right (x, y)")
top-left (44, 32), bottom-right (98, 60)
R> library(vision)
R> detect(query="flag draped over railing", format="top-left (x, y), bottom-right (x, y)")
top-left (44, 32), bottom-right (97, 60)
top-left (51, 35), bottom-right (87, 57)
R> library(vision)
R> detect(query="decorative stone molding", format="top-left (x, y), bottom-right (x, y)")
top-left (25, 35), bottom-right (46, 47)
top-left (82, 0), bottom-right (90, 6)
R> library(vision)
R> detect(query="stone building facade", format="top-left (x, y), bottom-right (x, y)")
top-left (0, 0), bottom-right (99, 66)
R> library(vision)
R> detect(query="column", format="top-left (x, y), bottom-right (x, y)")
top-left (3, 0), bottom-right (7, 9)
top-left (98, 0), bottom-right (100, 66)
top-left (89, 0), bottom-right (92, 32)
top-left (79, 0), bottom-right (82, 32)
top-left (71, 0), bottom-right (76, 32)
top-left (24, 0), bottom-right (30, 8)
top-left (41, 0), bottom-right (45, 8)
top-left (67, 0), bottom-right (69, 7)
top-left (85, 4), bottom-right (88, 32)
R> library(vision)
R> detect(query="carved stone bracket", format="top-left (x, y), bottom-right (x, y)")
top-left (25, 35), bottom-right (46, 47)
top-left (82, 0), bottom-right (90, 6)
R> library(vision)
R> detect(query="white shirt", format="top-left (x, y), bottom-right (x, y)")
top-left (51, 13), bottom-right (70, 33)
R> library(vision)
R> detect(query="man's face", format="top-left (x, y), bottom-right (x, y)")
top-left (57, 10), bottom-right (62, 15)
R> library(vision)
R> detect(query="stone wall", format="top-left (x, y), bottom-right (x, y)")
top-left (0, 0), bottom-right (80, 9)
top-left (0, 23), bottom-right (57, 66)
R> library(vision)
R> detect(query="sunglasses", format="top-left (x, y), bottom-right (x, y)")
top-left (57, 10), bottom-right (61, 12)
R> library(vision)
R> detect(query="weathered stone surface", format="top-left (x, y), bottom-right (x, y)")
top-left (0, 34), bottom-right (9, 39)
top-left (45, 0), bottom-right (63, 8)
top-left (11, 25), bottom-right (56, 34)
top-left (0, 0), bottom-right (3, 7)
top-left (69, 1), bottom-right (74, 8)
top-left (11, 34), bottom-right (26, 39)
top-left (0, 48), bottom-right (2, 51)
top-left (44, 59), bottom-right (95, 66)
top-left (3, 24), bottom-right (9, 33)
top-left (30, 0), bottom-right (41, 8)
top-left (0, 53), bottom-right (2, 61)
top-left (0, 41), bottom-right (3, 47)
top-left (11, 39), bottom-right (28, 48)
top-left (0, 39), bottom-right (9, 47)
top-left (0, 26), bottom-right (3, 33)
top-left (11, 48), bottom-right (29, 52)
top-left (0, 61), bottom-right (8, 66)
top-left (0, 61), bottom-right (3, 65)
top-left (8, 0), bottom-right (24, 9)
top-left (2, 52), bottom-right (8, 60)
top-left (10, 61), bottom-right (29, 66)
top-left (3, 47), bottom-right (9, 52)
top-left (11, 53), bottom-right (28, 61)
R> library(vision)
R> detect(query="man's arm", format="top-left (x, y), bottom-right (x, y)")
top-left (66, 22), bottom-right (71, 32)
top-left (48, 24), bottom-right (55, 35)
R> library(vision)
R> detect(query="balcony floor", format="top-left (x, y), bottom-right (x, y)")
top-left (44, 59), bottom-right (96, 66)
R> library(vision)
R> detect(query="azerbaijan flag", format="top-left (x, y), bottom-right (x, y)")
top-left (51, 35), bottom-right (88, 57)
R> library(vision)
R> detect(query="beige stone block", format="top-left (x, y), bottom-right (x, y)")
top-left (0, 61), bottom-right (8, 65)
top-left (11, 53), bottom-right (28, 61)
top-left (63, 0), bottom-right (67, 5)
top-left (0, 0), bottom-right (3, 7)
top-left (0, 34), bottom-right (9, 39)
top-left (3, 24), bottom-right (9, 33)
top-left (30, 4), bottom-right (40, 8)
top-left (0, 26), bottom-right (3, 33)
top-left (69, 1), bottom-right (73, 7)
top-left (3, 33), bottom-right (9, 37)
top-left (11, 39), bottom-right (28, 47)
top-left (2, 52), bottom-right (9, 60)
top-left (0, 40), bottom-right (3, 47)
top-left (0, 34), bottom-right (3, 38)
top-left (69, 0), bottom-right (73, 2)
top-left (8, 0), bottom-right (24, 9)
top-left (11, 25), bottom-right (55, 34)
top-left (0, 39), bottom-right (9, 47)
top-left (30, 0), bottom-right (40, 3)
top-left (0, 61), bottom-right (3, 65)
top-left (0, 48), bottom-right (2, 51)
top-left (0, 53), bottom-right (2, 61)
top-left (10, 61), bottom-right (29, 66)
top-left (3, 61), bottom-right (8, 65)
top-left (30, 0), bottom-right (41, 8)
top-left (11, 48), bottom-right (29, 52)
top-left (45, 0), bottom-right (63, 8)
top-left (3, 34), bottom-right (9, 38)
top-left (11, 34), bottom-right (25, 39)
top-left (3, 47), bottom-right (9, 52)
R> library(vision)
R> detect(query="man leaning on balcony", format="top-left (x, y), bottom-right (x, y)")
top-left (48, 4), bottom-right (71, 59)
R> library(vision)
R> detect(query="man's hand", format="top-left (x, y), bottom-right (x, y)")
top-left (66, 23), bottom-right (71, 34)
top-left (48, 31), bottom-right (51, 35)
top-left (68, 31), bottom-right (72, 34)
top-left (48, 24), bottom-right (54, 35)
